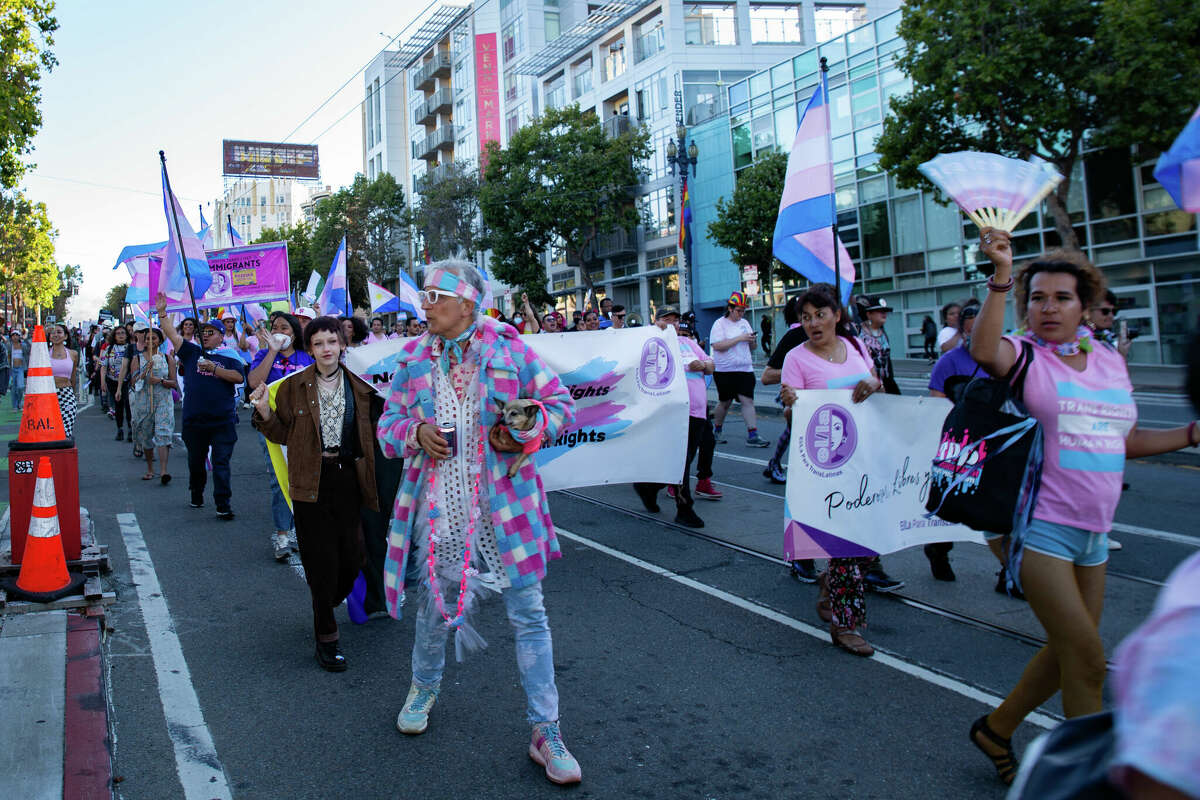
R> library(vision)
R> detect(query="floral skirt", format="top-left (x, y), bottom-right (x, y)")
top-left (826, 557), bottom-right (868, 630)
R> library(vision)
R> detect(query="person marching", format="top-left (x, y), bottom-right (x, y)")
top-left (967, 229), bottom-right (1200, 785)
top-left (855, 295), bottom-right (900, 395)
top-left (48, 323), bottom-right (79, 438)
top-left (251, 316), bottom-right (379, 673)
top-left (100, 326), bottom-right (132, 441)
top-left (709, 292), bottom-right (771, 446)
top-left (8, 330), bottom-right (28, 411)
top-left (128, 328), bottom-right (177, 483)
top-left (375, 260), bottom-right (581, 785)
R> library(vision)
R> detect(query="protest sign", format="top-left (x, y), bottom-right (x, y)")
top-left (344, 327), bottom-right (690, 490)
top-left (153, 241), bottom-right (290, 311)
top-left (783, 391), bottom-right (982, 559)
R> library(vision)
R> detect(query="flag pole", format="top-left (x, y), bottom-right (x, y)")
top-left (159, 150), bottom-right (203, 348)
top-left (818, 57), bottom-right (843, 306)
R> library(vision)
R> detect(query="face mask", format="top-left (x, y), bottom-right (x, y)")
top-left (272, 332), bottom-right (293, 350)
top-left (513, 315), bottom-right (523, 325)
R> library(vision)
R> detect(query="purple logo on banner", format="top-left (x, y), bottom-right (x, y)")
top-left (636, 337), bottom-right (675, 394)
top-left (805, 404), bottom-right (857, 469)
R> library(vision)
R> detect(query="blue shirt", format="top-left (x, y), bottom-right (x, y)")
top-left (249, 347), bottom-right (314, 385)
top-left (178, 340), bottom-right (246, 425)
top-left (928, 344), bottom-right (982, 394)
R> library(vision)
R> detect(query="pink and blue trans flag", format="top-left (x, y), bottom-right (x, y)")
top-left (772, 75), bottom-right (856, 305)
top-left (160, 163), bottom-right (212, 301)
top-left (396, 269), bottom-right (426, 321)
top-left (317, 236), bottom-right (348, 316)
top-left (226, 216), bottom-right (245, 247)
top-left (197, 205), bottom-right (214, 249)
top-left (1154, 103), bottom-right (1200, 213)
top-left (124, 256), bottom-right (151, 306)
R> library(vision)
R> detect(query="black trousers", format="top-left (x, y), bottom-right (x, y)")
top-left (106, 378), bottom-right (131, 431)
top-left (182, 420), bottom-right (237, 508)
top-left (293, 459), bottom-right (364, 641)
top-left (635, 416), bottom-right (708, 509)
top-left (358, 443), bottom-right (403, 616)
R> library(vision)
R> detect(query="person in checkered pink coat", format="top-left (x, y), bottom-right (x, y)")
top-left (377, 260), bottom-right (582, 784)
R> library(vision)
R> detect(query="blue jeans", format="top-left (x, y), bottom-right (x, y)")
top-left (258, 434), bottom-right (294, 531)
top-left (410, 566), bottom-right (559, 724)
top-left (10, 371), bottom-right (24, 410)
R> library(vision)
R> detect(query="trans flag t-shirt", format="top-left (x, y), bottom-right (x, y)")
top-left (780, 335), bottom-right (872, 391)
top-left (1006, 335), bottom-right (1136, 533)
top-left (678, 336), bottom-right (710, 418)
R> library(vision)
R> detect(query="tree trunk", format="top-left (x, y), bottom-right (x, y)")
top-left (1045, 161), bottom-right (1081, 252)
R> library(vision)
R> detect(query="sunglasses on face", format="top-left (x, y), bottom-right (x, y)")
top-left (1094, 307), bottom-right (1115, 316)
top-left (614, 313), bottom-right (626, 319)
top-left (418, 288), bottom-right (459, 305)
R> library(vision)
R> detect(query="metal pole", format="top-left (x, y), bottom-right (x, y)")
top-left (159, 151), bottom-right (204, 349)
top-left (819, 57), bottom-right (842, 306)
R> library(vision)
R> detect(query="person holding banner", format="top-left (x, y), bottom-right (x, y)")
top-left (376, 260), bottom-right (581, 785)
top-left (779, 284), bottom-right (883, 657)
top-left (967, 230), bottom-right (1200, 786)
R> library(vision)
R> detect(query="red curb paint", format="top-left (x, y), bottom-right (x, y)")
top-left (65, 614), bottom-right (112, 799)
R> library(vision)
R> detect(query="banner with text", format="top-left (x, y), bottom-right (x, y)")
top-left (783, 391), bottom-right (981, 559)
top-left (345, 327), bottom-right (689, 491)
top-left (152, 241), bottom-right (290, 312)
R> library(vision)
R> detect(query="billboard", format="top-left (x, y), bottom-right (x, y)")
top-left (222, 140), bottom-right (319, 179)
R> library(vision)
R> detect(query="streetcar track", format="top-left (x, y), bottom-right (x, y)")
top-left (554, 488), bottom-right (1155, 663)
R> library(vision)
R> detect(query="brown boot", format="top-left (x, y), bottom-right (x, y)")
top-left (830, 624), bottom-right (874, 657)
top-left (816, 570), bottom-right (832, 623)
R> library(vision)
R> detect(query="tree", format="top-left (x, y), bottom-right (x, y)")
top-left (479, 105), bottom-right (652, 304)
top-left (51, 262), bottom-right (80, 319)
top-left (103, 283), bottom-right (128, 318)
top-left (0, 192), bottom-right (57, 317)
top-left (253, 220), bottom-right (316, 290)
top-left (875, 0), bottom-right (1200, 250)
top-left (0, 1), bottom-right (58, 188)
top-left (707, 151), bottom-right (787, 295)
top-left (413, 159), bottom-right (483, 261)
top-left (360, 172), bottom-right (408, 284)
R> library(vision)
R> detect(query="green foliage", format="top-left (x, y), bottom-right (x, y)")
top-left (51, 261), bottom-right (79, 318)
top-left (413, 159), bottom-right (483, 261)
top-left (253, 220), bottom-right (316, 289)
top-left (103, 283), bottom-right (127, 318)
top-left (479, 105), bottom-right (652, 304)
top-left (308, 173), bottom-right (408, 310)
top-left (875, 0), bottom-right (1200, 249)
top-left (0, 191), bottom-right (58, 309)
top-left (707, 151), bottom-right (787, 292)
top-left (0, 1), bottom-right (58, 188)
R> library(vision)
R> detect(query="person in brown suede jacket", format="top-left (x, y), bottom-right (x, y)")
top-left (251, 315), bottom-right (381, 672)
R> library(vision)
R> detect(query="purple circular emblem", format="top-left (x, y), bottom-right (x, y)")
top-left (804, 404), bottom-right (857, 469)
top-left (638, 337), bottom-right (675, 390)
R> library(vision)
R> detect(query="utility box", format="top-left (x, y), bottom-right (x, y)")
top-left (8, 445), bottom-right (80, 563)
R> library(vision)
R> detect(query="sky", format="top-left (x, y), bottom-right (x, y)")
top-left (19, 0), bottom-right (435, 323)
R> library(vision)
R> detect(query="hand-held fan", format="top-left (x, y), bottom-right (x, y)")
top-left (918, 152), bottom-right (1064, 232)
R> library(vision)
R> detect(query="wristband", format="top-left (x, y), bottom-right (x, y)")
top-left (1188, 420), bottom-right (1198, 448)
top-left (987, 276), bottom-right (1014, 293)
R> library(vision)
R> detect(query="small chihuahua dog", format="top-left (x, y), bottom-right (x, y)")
top-left (497, 398), bottom-right (544, 477)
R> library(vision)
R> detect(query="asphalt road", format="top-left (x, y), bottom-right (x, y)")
top-left (74, 395), bottom-right (1197, 800)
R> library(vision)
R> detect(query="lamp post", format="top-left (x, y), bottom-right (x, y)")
top-left (667, 97), bottom-right (699, 313)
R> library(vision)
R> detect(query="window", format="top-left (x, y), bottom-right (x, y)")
top-left (260, 197), bottom-right (267, 207)
top-left (502, 18), bottom-right (523, 63)
top-left (506, 109), bottom-right (521, 139)
top-left (814, 4), bottom-right (867, 43)
top-left (505, 72), bottom-right (519, 102)
top-left (635, 18), bottom-right (665, 62)
top-left (454, 60), bottom-right (467, 95)
top-left (602, 37), bottom-right (626, 82)
top-left (633, 70), bottom-right (668, 121)
top-left (685, 4), bottom-right (737, 46)
top-left (572, 60), bottom-right (592, 97)
top-left (750, 4), bottom-right (802, 43)
top-left (643, 187), bottom-right (677, 239)
top-left (545, 77), bottom-right (567, 110)
top-left (545, 2), bottom-right (561, 42)
top-left (373, 78), bottom-right (382, 144)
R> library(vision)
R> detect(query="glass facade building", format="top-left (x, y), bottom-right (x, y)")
top-left (690, 9), bottom-right (1199, 364)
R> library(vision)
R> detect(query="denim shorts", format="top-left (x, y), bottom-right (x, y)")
top-left (1022, 518), bottom-right (1109, 567)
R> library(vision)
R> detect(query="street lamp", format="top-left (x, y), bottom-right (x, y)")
top-left (666, 121), bottom-right (699, 313)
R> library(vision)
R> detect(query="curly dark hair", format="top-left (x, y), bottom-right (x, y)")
top-left (302, 315), bottom-right (346, 351)
top-left (1014, 249), bottom-right (1106, 323)
top-left (344, 315), bottom-right (368, 344)
top-left (268, 311), bottom-right (303, 345)
top-left (797, 283), bottom-right (858, 342)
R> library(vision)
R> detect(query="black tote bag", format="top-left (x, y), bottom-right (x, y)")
top-left (926, 341), bottom-right (1043, 536)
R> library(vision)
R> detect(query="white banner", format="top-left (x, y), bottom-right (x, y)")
top-left (783, 391), bottom-right (982, 558)
top-left (345, 327), bottom-right (689, 491)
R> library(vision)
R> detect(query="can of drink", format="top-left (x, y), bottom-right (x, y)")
top-left (438, 423), bottom-right (457, 457)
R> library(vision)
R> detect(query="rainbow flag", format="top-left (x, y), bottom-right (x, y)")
top-left (679, 178), bottom-right (692, 255)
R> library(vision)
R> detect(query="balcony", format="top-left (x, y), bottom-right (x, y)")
top-left (417, 162), bottom-right (453, 194)
top-left (603, 114), bottom-right (632, 139)
top-left (584, 227), bottom-right (638, 261)
top-left (411, 53), bottom-right (452, 92)
top-left (413, 125), bottom-right (459, 162)
top-left (414, 87), bottom-right (453, 126)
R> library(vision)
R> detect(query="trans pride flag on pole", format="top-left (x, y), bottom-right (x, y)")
top-left (396, 269), bottom-right (426, 321)
top-left (160, 161), bottom-right (212, 301)
top-left (124, 256), bottom-right (151, 307)
top-left (317, 236), bottom-right (348, 317)
top-left (198, 205), bottom-right (214, 249)
top-left (226, 215), bottom-right (245, 247)
top-left (1153, 103), bottom-right (1200, 213)
top-left (772, 71), bottom-right (856, 305)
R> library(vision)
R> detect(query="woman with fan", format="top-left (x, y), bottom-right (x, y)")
top-left (967, 228), bottom-right (1200, 786)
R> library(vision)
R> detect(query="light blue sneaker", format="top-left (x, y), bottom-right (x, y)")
top-left (396, 683), bottom-right (439, 735)
top-left (529, 721), bottom-right (582, 784)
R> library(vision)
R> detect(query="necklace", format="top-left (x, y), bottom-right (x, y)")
top-left (1021, 325), bottom-right (1093, 357)
top-left (424, 433), bottom-right (487, 630)
top-left (316, 367), bottom-right (339, 382)
top-left (807, 339), bottom-right (842, 362)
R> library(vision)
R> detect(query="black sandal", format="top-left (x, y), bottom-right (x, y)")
top-left (969, 714), bottom-right (1018, 785)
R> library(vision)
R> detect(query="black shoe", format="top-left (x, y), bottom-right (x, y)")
top-left (216, 507), bottom-right (235, 520)
top-left (789, 559), bottom-right (818, 583)
top-left (864, 565), bottom-right (905, 593)
top-left (713, 429), bottom-right (727, 444)
top-left (126, 431), bottom-right (133, 442)
top-left (674, 505), bottom-right (704, 528)
top-left (633, 484), bottom-right (660, 513)
top-left (115, 429), bottom-right (124, 441)
top-left (763, 465), bottom-right (787, 484)
top-left (189, 494), bottom-right (204, 508)
top-left (994, 568), bottom-right (1026, 601)
top-left (315, 641), bottom-right (347, 672)
top-left (923, 544), bottom-right (956, 582)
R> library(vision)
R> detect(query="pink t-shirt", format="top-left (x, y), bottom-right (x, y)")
top-left (1006, 335), bottom-right (1136, 533)
top-left (678, 337), bottom-right (710, 418)
top-left (366, 332), bottom-right (389, 344)
top-left (780, 336), bottom-right (872, 390)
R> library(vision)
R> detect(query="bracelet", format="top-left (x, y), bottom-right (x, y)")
top-left (1188, 420), bottom-right (1198, 448)
top-left (987, 276), bottom-right (1014, 293)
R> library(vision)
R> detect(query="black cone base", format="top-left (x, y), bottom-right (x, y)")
top-left (2, 572), bottom-right (86, 603)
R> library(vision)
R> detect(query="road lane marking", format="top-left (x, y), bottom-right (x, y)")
top-left (117, 513), bottom-right (232, 800)
top-left (715, 451), bottom-right (771, 467)
top-left (710, 480), bottom-right (783, 500)
top-left (556, 526), bottom-right (1058, 730)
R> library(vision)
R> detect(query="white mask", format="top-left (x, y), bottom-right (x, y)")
top-left (272, 332), bottom-right (293, 349)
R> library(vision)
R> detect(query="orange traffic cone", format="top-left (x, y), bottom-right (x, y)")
top-left (4, 457), bottom-right (83, 601)
top-left (16, 325), bottom-right (70, 447)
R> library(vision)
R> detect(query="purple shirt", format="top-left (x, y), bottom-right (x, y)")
top-left (250, 347), bottom-right (314, 384)
top-left (928, 345), bottom-right (982, 394)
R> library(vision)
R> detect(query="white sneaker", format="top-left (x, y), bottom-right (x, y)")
top-left (396, 683), bottom-right (439, 735)
top-left (1107, 538), bottom-right (1123, 551)
top-left (272, 533), bottom-right (291, 561)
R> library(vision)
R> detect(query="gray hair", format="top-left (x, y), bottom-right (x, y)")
top-left (428, 257), bottom-right (488, 315)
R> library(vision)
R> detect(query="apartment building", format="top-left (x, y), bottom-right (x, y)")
top-left (212, 177), bottom-right (305, 248)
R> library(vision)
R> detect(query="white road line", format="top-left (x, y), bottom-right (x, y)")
top-left (710, 479), bottom-right (783, 500)
top-left (117, 513), bottom-right (232, 800)
top-left (556, 526), bottom-right (1058, 730)
top-left (1110, 522), bottom-right (1198, 547)
top-left (715, 451), bottom-right (770, 467)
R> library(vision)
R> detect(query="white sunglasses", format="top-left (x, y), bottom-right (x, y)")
top-left (418, 288), bottom-right (460, 305)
